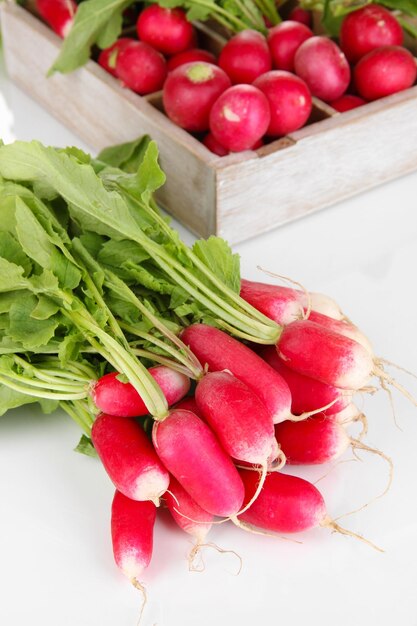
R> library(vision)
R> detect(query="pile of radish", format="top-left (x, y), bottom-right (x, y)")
top-left (34, 0), bottom-right (417, 155)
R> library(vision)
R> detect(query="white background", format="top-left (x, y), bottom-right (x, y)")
top-left (1, 44), bottom-right (417, 626)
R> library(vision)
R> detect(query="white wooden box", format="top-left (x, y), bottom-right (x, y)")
top-left (2, 1), bottom-right (417, 244)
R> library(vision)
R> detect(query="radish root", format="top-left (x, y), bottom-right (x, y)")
top-left (234, 462), bottom-right (268, 517)
top-left (188, 541), bottom-right (243, 575)
top-left (321, 516), bottom-right (384, 552)
top-left (288, 397), bottom-right (339, 422)
top-left (333, 438), bottom-right (394, 523)
top-left (374, 363), bottom-right (417, 408)
top-left (131, 578), bottom-right (147, 626)
top-left (313, 457), bottom-right (358, 485)
top-left (231, 516), bottom-right (303, 544)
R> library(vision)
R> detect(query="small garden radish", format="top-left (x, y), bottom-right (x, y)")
top-left (35, 0), bottom-right (77, 38)
top-left (92, 366), bottom-right (190, 417)
top-left (340, 5), bottom-right (403, 63)
top-left (195, 371), bottom-right (277, 465)
top-left (275, 416), bottom-right (351, 464)
top-left (163, 62), bottom-right (231, 131)
top-left (209, 85), bottom-right (271, 152)
top-left (180, 324), bottom-right (292, 423)
top-left (111, 490), bottom-right (156, 586)
top-left (253, 71), bottom-right (312, 136)
top-left (98, 38), bottom-right (133, 77)
top-left (288, 6), bottom-right (312, 27)
top-left (136, 6), bottom-right (196, 56)
top-left (307, 310), bottom-right (373, 354)
top-left (164, 476), bottom-right (213, 543)
top-left (237, 469), bottom-right (382, 550)
top-left (202, 132), bottom-right (229, 156)
top-left (354, 46), bottom-right (417, 101)
top-left (167, 49), bottom-right (217, 72)
top-left (91, 413), bottom-right (170, 503)
top-left (330, 94), bottom-right (366, 112)
top-left (218, 30), bottom-right (272, 84)
top-left (294, 36), bottom-right (350, 102)
top-left (239, 278), bottom-right (345, 323)
top-left (277, 319), bottom-right (374, 390)
top-left (267, 21), bottom-right (313, 72)
top-left (262, 346), bottom-right (352, 416)
top-left (115, 41), bottom-right (167, 95)
top-left (152, 408), bottom-right (245, 516)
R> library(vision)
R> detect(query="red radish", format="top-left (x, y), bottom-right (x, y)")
top-left (203, 133), bottom-right (263, 155)
top-left (92, 366), bottom-right (190, 417)
top-left (163, 62), bottom-right (231, 132)
top-left (35, 0), bottom-right (77, 38)
top-left (173, 396), bottom-right (200, 414)
top-left (238, 469), bottom-right (381, 549)
top-left (330, 94), bottom-right (366, 112)
top-left (277, 319), bottom-right (374, 390)
top-left (180, 324), bottom-right (292, 423)
top-left (307, 310), bottom-right (373, 354)
top-left (164, 476), bottom-right (213, 542)
top-left (354, 46), bottom-right (417, 101)
top-left (239, 279), bottom-right (345, 325)
top-left (195, 371), bottom-right (276, 465)
top-left (203, 132), bottom-right (229, 156)
top-left (331, 402), bottom-right (363, 425)
top-left (288, 6), bottom-right (312, 27)
top-left (209, 85), bottom-right (271, 152)
top-left (240, 279), bottom-right (304, 324)
top-left (136, 6), bottom-right (196, 56)
top-left (275, 416), bottom-right (351, 464)
top-left (305, 292), bottom-right (344, 320)
top-left (153, 409), bottom-right (245, 516)
top-left (239, 469), bottom-right (327, 533)
top-left (340, 5), bottom-right (403, 63)
top-left (254, 71), bottom-right (312, 136)
top-left (218, 30), bottom-right (272, 84)
top-left (116, 41), bottom-right (167, 95)
top-left (111, 490), bottom-right (156, 583)
top-left (98, 38), bottom-right (133, 77)
top-left (294, 36), bottom-right (350, 102)
top-left (167, 48), bottom-right (217, 72)
top-left (91, 413), bottom-right (169, 503)
top-left (262, 346), bottom-right (352, 416)
top-left (267, 21), bottom-right (313, 72)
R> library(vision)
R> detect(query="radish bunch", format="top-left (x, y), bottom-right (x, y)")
top-left (0, 135), bottom-right (405, 606)
top-left (86, 278), bottom-right (390, 589)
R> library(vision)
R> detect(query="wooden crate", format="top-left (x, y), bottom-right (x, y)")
top-left (2, 1), bottom-right (417, 244)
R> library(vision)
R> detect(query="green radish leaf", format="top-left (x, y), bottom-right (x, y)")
top-left (74, 435), bottom-right (98, 457)
top-left (97, 136), bottom-right (152, 173)
top-left (97, 239), bottom-right (150, 268)
top-left (58, 330), bottom-right (84, 365)
top-left (8, 295), bottom-right (60, 349)
top-left (377, 0), bottom-right (417, 16)
top-left (0, 258), bottom-right (28, 292)
top-left (59, 146), bottom-right (92, 164)
top-left (30, 296), bottom-right (61, 321)
top-left (49, 0), bottom-right (133, 74)
top-left (192, 236), bottom-right (241, 294)
top-left (0, 383), bottom-right (54, 416)
top-left (0, 232), bottom-right (33, 275)
top-left (135, 141), bottom-right (166, 202)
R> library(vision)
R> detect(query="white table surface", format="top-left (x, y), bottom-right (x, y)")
top-left (1, 46), bottom-right (417, 626)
